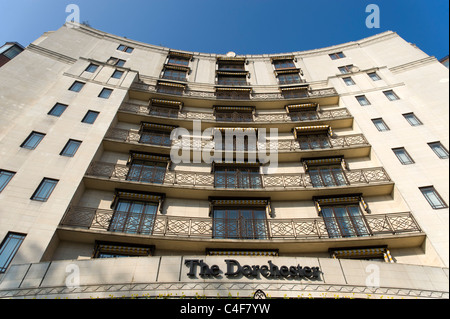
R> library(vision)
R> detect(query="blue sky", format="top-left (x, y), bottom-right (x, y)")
top-left (0, 0), bottom-right (448, 58)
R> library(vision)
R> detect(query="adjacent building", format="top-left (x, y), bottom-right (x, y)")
top-left (0, 22), bottom-right (448, 299)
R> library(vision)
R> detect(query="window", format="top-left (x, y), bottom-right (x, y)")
top-left (167, 56), bottom-right (190, 67)
top-left (309, 166), bottom-right (347, 188)
top-left (356, 95), bottom-right (371, 106)
top-left (117, 44), bottom-right (134, 53)
top-left (420, 186), bottom-right (447, 209)
top-left (0, 233), bottom-right (26, 273)
top-left (342, 77), bottom-right (355, 86)
top-left (217, 75), bottom-right (247, 86)
top-left (278, 73), bottom-right (301, 85)
top-left (384, 90), bottom-right (400, 101)
top-left (21, 131), bottom-right (45, 150)
top-left (139, 129), bottom-right (172, 147)
top-left (403, 113), bottom-right (422, 126)
top-left (368, 72), bottom-right (381, 81)
top-left (392, 147), bottom-right (414, 165)
top-left (214, 166), bottom-right (262, 189)
top-left (273, 60), bottom-right (296, 69)
top-left (107, 57), bottom-right (126, 67)
top-left (68, 81), bottom-right (85, 92)
top-left (162, 69), bottom-right (187, 81)
top-left (321, 205), bottom-right (370, 238)
top-left (60, 139), bottom-right (82, 157)
top-left (31, 178), bottom-right (58, 201)
top-left (329, 52), bottom-right (345, 60)
top-left (298, 134), bottom-right (331, 150)
top-left (109, 200), bottom-right (158, 234)
top-left (111, 70), bottom-right (124, 79)
top-left (98, 88), bottom-right (113, 99)
top-left (126, 160), bottom-right (167, 184)
top-left (372, 118), bottom-right (390, 131)
top-left (428, 142), bottom-right (449, 159)
top-left (338, 65), bottom-right (353, 74)
top-left (81, 110), bottom-right (99, 124)
top-left (3, 46), bottom-right (22, 60)
top-left (85, 63), bottom-right (99, 73)
top-left (48, 103), bottom-right (68, 117)
top-left (213, 207), bottom-right (267, 239)
top-left (0, 170), bottom-right (15, 192)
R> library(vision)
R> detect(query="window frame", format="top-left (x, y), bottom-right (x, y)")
top-left (383, 90), bottom-right (400, 101)
top-left (0, 232), bottom-right (26, 273)
top-left (212, 206), bottom-right (268, 239)
top-left (321, 204), bottom-right (370, 238)
top-left (367, 72), bottom-right (381, 81)
top-left (428, 142), bottom-right (449, 159)
top-left (60, 139), bottom-right (82, 157)
top-left (126, 159), bottom-right (167, 184)
top-left (48, 103), bottom-right (68, 117)
top-left (98, 88), bottom-right (113, 99)
top-left (338, 65), bottom-right (353, 74)
top-left (371, 118), bottom-right (390, 132)
top-left (109, 199), bottom-right (158, 235)
top-left (81, 110), bottom-right (99, 124)
top-left (20, 131), bottom-right (45, 150)
top-left (31, 178), bottom-right (58, 202)
top-left (0, 170), bottom-right (15, 193)
top-left (85, 63), bottom-right (99, 73)
top-left (342, 76), bottom-right (355, 86)
top-left (68, 81), bottom-right (85, 92)
top-left (214, 166), bottom-right (262, 189)
top-left (419, 186), bottom-right (448, 209)
top-left (329, 52), bottom-right (345, 60)
top-left (308, 166), bottom-right (348, 188)
top-left (111, 70), bottom-right (124, 79)
top-left (117, 44), bottom-right (134, 53)
top-left (403, 113), bottom-right (423, 126)
top-left (392, 147), bottom-right (415, 165)
top-left (355, 95), bottom-right (371, 106)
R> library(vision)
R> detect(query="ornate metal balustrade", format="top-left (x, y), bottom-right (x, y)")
top-left (60, 207), bottom-right (422, 240)
top-left (130, 82), bottom-right (338, 101)
top-left (104, 128), bottom-right (369, 151)
top-left (85, 162), bottom-right (391, 189)
top-left (119, 102), bottom-right (352, 124)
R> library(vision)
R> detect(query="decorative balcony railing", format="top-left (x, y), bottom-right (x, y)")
top-left (119, 103), bottom-right (352, 124)
top-left (104, 128), bottom-right (369, 151)
top-left (60, 207), bottom-right (422, 240)
top-left (130, 82), bottom-right (338, 101)
top-left (85, 162), bottom-right (391, 189)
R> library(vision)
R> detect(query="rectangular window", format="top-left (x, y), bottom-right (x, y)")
top-left (68, 81), bottom-right (85, 92)
top-left (329, 52), bottom-right (345, 60)
top-left (428, 142), bottom-right (449, 159)
top-left (384, 90), bottom-right (400, 101)
top-left (109, 200), bottom-right (158, 235)
top-left (338, 65), bottom-right (353, 74)
top-left (98, 88), bottom-right (113, 99)
top-left (356, 95), bottom-right (371, 106)
top-left (217, 75), bottom-right (247, 86)
top-left (392, 147), bottom-right (414, 165)
top-left (342, 77), bottom-right (355, 86)
top-left (139, 129), bottom-right (172, 147)
top-left (403, 113), bottom-right (422, 126)
top-left (111, 70), bottom-right (124, 79)
top-left (213, 207), bottom-right (267, 239)
top-left (107, 57), bottom-right (126, 67)
top-left (0, 233), bottom-right (26, 273)
top-left (81, 110), bottom-right (99, 124)
top-left (126, 160), bottom-right (167, 184)
top-left (85, 63), bottom-right (99, 73)
top-left (278, 73), bottom-right (301, 85)
top-left (273, 60), bottom-right (296, 69)
top-left (162, 69), bottom-right (187, 81)
top-left (321, 205), bottom-right (370, 238)
top-left (60, 139), bottom-right (82, 157)
top-left (372, 118), bottom-right (390, 131)
top-left (21, 131), bottom-right (45, 150)
top-left (298, 134), bottom-right (331, 150)
top-left (214, 166), bottom-right (262, 189)
top-left (48, 103), bottom-right (68, 117)
top-left (368, 72), bottom-right (381, 81)
top-left (117, 44), bottom-right (134, 53)
top-left (31, 178), bottom-right (58, 202)
top-left (167, 56), bottom-right (190, 67)
top-left (0, 170), bottom-right (15, 192)
top-left (309, 167), bottom-right (347, 188)
top-left (420, 186), bottom-right (447, 209)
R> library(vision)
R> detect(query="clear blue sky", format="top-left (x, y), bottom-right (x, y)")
top-left (0, 0), bottom-right (448, 58)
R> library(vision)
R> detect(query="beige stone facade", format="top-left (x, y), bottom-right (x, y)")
top-left (0, 22), bottom-right (448, 299)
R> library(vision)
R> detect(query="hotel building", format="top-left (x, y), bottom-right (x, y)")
top-left (0, 22), bottom-right (448, 299)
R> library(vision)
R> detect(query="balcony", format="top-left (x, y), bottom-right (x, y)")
top-left (58, 207), bottom-right (424, 253)
top-left (118, 103), bottom-right (353, 130)
top-left (83, 162), bottom-right (394, 200)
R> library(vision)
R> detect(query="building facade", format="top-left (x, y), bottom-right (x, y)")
top-left (0, 22), bottom-right (448, 299)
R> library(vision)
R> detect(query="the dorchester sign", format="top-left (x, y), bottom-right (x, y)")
top-left (185, 259), bottom-right (321, 280)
